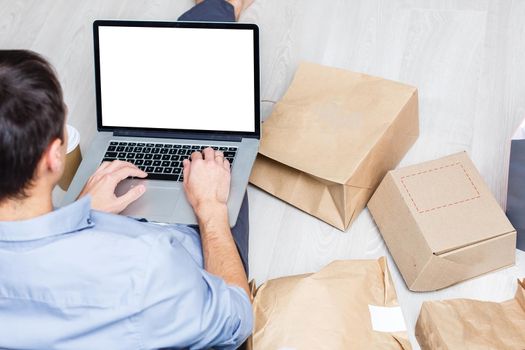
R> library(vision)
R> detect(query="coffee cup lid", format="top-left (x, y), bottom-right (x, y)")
top-left (66, 124), bottom-right (80, 153)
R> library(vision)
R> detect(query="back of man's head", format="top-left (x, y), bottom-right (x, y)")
top-left (0, 50), bottom-right (65, 202)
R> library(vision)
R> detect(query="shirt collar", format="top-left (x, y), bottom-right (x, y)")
top-left (0, 196), bottom-right (95, 241)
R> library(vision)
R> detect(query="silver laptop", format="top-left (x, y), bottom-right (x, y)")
top-left (62, 20), bottom-right (260, 226)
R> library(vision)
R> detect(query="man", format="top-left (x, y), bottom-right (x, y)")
top-left (0, 0), bottom-right (254, 349)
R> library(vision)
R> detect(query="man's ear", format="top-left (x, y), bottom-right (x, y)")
top-left (45, 137), bottom-right (65, 174)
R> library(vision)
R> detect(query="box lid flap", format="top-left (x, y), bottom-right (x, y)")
top-left (392, 152), bottom-right (515, 254)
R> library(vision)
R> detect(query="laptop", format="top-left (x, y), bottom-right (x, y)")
top-left (62, 20), bottom-right (260, 226)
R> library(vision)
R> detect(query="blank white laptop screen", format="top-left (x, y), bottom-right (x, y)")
top-left (98, 26), bottom-right (255, 132)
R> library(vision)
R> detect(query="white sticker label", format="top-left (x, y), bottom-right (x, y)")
top-left (368, 305), bottom-right (407, 333)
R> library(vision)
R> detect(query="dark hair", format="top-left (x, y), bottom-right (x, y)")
top-left (0, 50), bottom-right (65, 201)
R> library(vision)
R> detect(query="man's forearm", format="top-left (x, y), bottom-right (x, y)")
top-left (197, 203), bottom-right (251, 299)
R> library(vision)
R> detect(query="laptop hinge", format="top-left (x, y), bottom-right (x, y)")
top-left (112, 129), bottom-right (244, 142)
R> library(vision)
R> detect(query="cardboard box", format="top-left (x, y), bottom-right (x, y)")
top-left (249, 62), bottom-right (419, 231)
top-left (506, 118), bottom-right (525, 251)
top-left (251, 257), bottom-right (411, 349)
top-left (415, 279), bottom-right (525, 349)
top-left (368, 152), bottom-right (516, 291)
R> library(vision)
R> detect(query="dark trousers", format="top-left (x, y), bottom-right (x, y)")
top-left (179, 1), bottom-right (250, 276)
top-left (178, 0), bottom-right (236, 22)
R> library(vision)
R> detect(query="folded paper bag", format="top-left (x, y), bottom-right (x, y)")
top-left (251, 257), bottom-right (412, 350)
top-left (249, 62), bottom-right (419, 231)
top-left (415, 279), bottom-right (525, 349)
top-left (368, 152), bottom-right (516, 291)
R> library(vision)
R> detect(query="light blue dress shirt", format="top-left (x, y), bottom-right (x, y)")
top-left (0, 196), bottom-right (252, 349)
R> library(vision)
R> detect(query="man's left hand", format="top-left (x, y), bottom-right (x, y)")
top-left (78, 160), bottom-right (147, 213)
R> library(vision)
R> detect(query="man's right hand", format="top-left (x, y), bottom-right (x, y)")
top-left (182, 147), bottom-right (232, 221)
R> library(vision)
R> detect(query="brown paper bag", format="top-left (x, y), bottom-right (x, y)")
top-left (416, 279), bottom-right (525, 349)
top-left (252, 258), bottom-right (412, 350)
top-left (249, 62), bottom-right (419, 230)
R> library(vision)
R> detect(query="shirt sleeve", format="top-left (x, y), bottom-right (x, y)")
top-left (137, 232), bottom-right (253, 350)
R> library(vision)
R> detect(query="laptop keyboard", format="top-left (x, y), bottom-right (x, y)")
top-left (102, 141), bottom-right (237, 182)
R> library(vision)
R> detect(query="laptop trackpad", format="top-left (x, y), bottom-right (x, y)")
top-left (116, 179), bottom-right (180, 221)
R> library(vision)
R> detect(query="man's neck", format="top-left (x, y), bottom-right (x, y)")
top-left (0, 188), bottom-right (54, 221)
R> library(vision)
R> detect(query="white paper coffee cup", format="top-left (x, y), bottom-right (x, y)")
top-left (58, 124), bottom-right (82, 191)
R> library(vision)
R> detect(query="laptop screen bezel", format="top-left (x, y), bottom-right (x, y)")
top-left (93, 20), bottom-right (260, 139)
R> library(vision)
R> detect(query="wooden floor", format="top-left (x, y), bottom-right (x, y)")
top-left (2, 0), bottom-right (525, 348)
